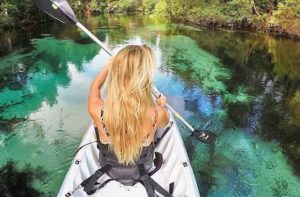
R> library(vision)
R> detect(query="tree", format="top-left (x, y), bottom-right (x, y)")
top-left (274, 0), bottom-right (300, 36)
top-left (0, 2), bottom-right (18, 29)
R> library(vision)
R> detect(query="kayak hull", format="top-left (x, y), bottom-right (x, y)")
top-left (58, 114), bottom-right (200, 197)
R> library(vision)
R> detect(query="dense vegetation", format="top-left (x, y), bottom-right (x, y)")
top-left (0, 0), bottom-right (154, 31)
top-left (0, 0), bottom-right (47, 30)
top-left (154, 0), bottom-right (300, 37)
top-left (0, 0), bottom-right (299, 37)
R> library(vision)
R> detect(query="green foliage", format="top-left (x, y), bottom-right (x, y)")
top-left (108, 0), bottom-right (157, 13)
top-left (0, 0), bottom-right (299, 37)
top-left (88, 0), bottom-right (107, 13)
top-left (69, 0), bottom-right (85, 12)
top-left (220, 0), bottom-right (252, 20)
top-left (0, 3), bottom-right (18, 29)
top-left (272, 0), bottom-right (300, 35)
top-left (154, 0), bottom-right (169, 18)
top-left (143, 0), bottom-right (156, 12)
top-left (117, 0), bottom-right (139, 12)
top-left (288, 91), bottom-right (300, 126)
top-left (155, 0), bottom-right (254, 23)
top-left (0, 0), bottom-right (157, 31)
top-left (69, 0), bottom-right (155, 14)
top-left (254, 0), bottom-right (278, 12)
top-left (0, 0), bottom-right (46, 30)
top-left (153, 0), bottom-right (300, 37)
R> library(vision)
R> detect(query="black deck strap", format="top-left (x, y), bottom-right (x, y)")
top-left (94, 126), bottom-right (100, 142)
top-left (148, 152), bottom-right (163, 176)
top-left (73, 141), bottom-right (98, 156)
top-left (94, 126), bottom-right (102, 149)
top-left (86, 178), bottom-right (115, 195)
top-left (81, 164), bottom-right (112, 195)
top-left (169, 182), bottom-right (174, 195)
top-left (149, 178), bottom-right (173, 197)
top-left (155, 121), bottom-right (173, 146)
top-left (98, 178), bottom-right (115, 190)
top-left (138, 164), bottom-right (156, 197)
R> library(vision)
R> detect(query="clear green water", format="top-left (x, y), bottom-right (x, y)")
top-left (0, 14), bottom-right (300, 197)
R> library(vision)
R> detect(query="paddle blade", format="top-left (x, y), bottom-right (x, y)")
top-left (191, 129), bottom-right (216, 144)
top-left (34, 0), bottom-right (78, 24)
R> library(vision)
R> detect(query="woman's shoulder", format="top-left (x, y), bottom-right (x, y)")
top-left (152, 105), bottom-right (169, 128)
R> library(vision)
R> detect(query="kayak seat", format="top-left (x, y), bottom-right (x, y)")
top-left (76, 124), bottom-right (174, 197)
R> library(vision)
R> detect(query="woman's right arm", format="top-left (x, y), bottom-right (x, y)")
top-left (88, 63), bottom-right (110, 117)
top-left (156, 95), bottom-right (170, 128)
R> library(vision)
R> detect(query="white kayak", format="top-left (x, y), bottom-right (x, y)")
top-left (58, 113), bottom-right (200, 197)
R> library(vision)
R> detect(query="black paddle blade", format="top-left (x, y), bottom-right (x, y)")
top-left (191, 129), bottom-right (216, 144)
top-left (34, 0), bottom-right (78, 24)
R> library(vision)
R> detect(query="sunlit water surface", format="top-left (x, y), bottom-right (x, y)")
top-left (0, 14), bottom-right (300, 196)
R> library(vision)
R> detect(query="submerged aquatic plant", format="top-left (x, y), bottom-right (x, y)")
top-left (288, 91), bottom-right (300, 126)
top-left (224, 86), bottom-right (252, 104)
top-left (0, 117), bottom-right (26, 133)
top-left (192, 130), bottom-right (300, 197)
top-left (160, 35), bottom-right (253, 108)
top-left (161, 35), bottom-right (231, 94)
top-left (0, 160), bottom-right (47, 196)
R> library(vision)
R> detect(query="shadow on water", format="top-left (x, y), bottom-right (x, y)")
top-left (0, 160), bottom-right (48, 197)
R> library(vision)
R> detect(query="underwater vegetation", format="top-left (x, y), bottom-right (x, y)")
top-left (192, 130), bottom-right (300, 197)
top-left (0, 117), bottom-right (26, 133)
top-left (161, 35), bottom-right (231, 94)
top-left (288, 91), bottom-right (300, 127)
top-left (0, 37), bottom-right (99, 132)
top-left (157, 25), bottom-right (300, 196)
top-left (0, 160), bottom-right (47, 197)
top-left (160, 35), bottom-right (253, 105)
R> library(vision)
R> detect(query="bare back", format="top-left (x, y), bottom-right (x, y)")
top-left (90, 101), bottom-right (169, 146)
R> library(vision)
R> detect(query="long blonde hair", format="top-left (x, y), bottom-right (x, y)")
top-left (103, 45), bottom-right (156, 165)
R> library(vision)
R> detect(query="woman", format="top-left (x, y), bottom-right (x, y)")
top-left (86, 45), bottom-right (171, 196)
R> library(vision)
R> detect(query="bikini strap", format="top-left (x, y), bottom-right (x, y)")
top-left (153, 106), bottom-right (158, 128)
top-left (94, 126), bottom-right (100, 143)
top-left (100, 106), bottom-right (110, 136)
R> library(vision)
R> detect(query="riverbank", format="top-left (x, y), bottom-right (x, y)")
top-left (1, 0), bottom-right (299, 40)
top-left (0, 0), bottom-right (153, 32)
top-left (154, 0), bottom-right (300, 40)
top-left (173, 17), bottom-right (299, 40)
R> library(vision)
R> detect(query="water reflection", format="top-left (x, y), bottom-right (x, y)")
top-left (0, 34), bottom-right (103, 193)
top-left (0, 14), bottom-right (299, 196)
top-left (0, 37), bottom-right (99, 126)
top-left (167, 26), bottom-right (300, 169)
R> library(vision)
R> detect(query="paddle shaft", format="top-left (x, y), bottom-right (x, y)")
top-left (166, 104), bottom-right (194, 131)
top-left (151, 87), bottom-right (195, 132)
top-left (76, 22), bottom-right (112, 56)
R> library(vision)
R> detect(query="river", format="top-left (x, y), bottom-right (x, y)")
top-left (0, 14), bottom-right (300, 196)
